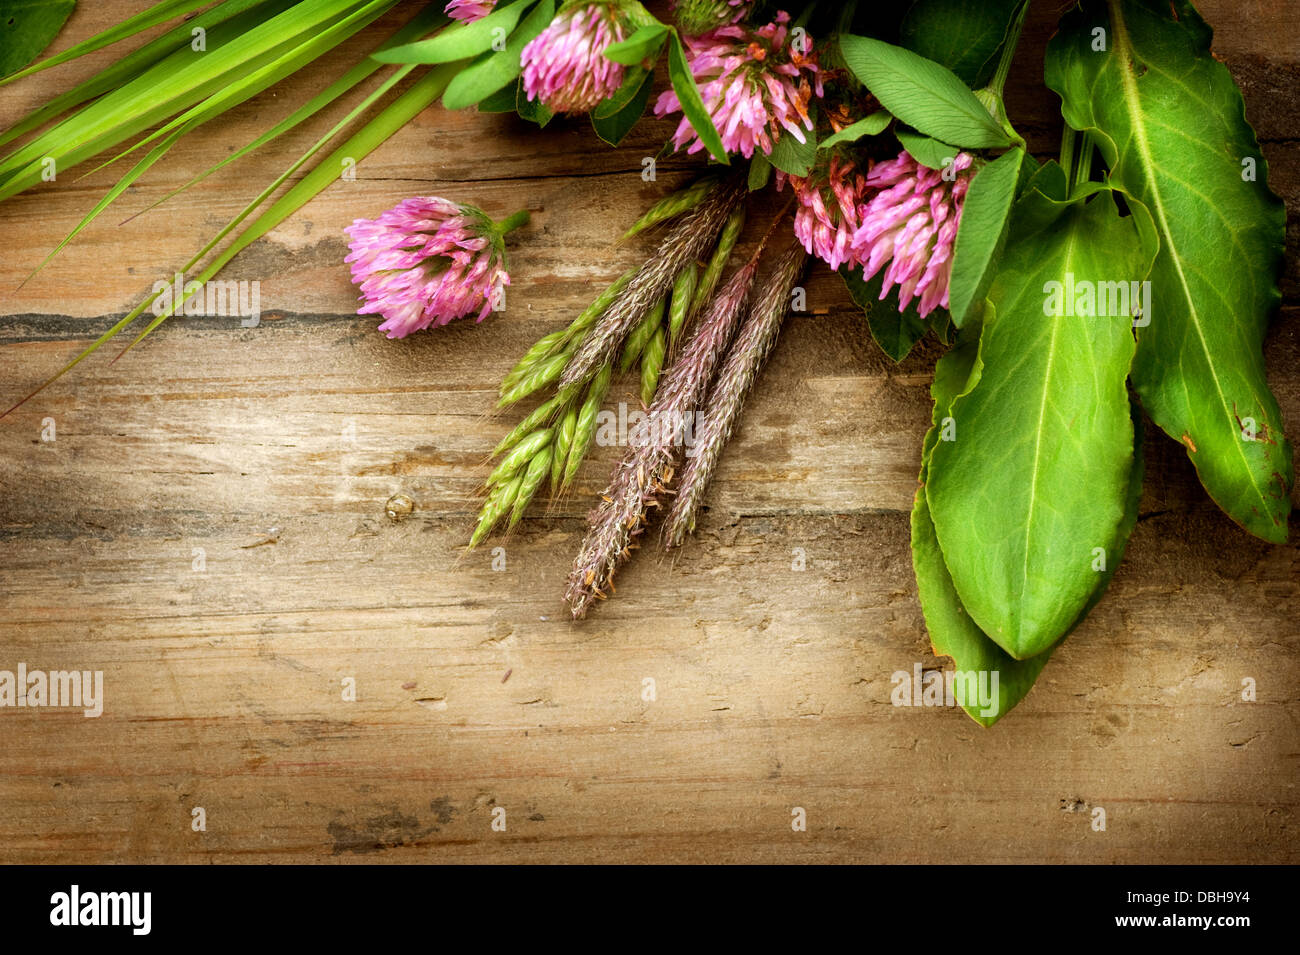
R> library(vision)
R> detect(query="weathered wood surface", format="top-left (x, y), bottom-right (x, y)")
top-left (0, 2), bottom-right (1296, 863)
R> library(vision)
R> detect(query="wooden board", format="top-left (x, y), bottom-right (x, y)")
top-left (0, 1), bottom-right (1296, 864)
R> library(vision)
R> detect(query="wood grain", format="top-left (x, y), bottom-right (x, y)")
top-left (0, 1), bottom-right (1296, 863)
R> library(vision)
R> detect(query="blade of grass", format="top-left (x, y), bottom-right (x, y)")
top-left (24, 0), bottom-right (393, 286)
top-left (0, 0), bottom-right (365, 199)
top-left (121, 3), bottom-right (449, 224)
top-left (0, 0), bottom-right (284, 148)
top-left (0, 3), bottom-right (304, 192)
top-left (117, 63), bottom-right (460, 350)
top-left (0, 0), bottom-right (212, 86)
top-left (1, 62), bottom-right (459, 415)
top-left (372, 0), bottom-right (532, 65)
top-left (73, 0), bottom-right (397, 182)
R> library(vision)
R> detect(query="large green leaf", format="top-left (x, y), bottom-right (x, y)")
top-left (0, 0), bottom-right (205, 87)
top-left (912, 336), bottom-right (1145, 725)
top-left (926, 185), bottom-right (1155, 659)
top-left (912, 339), bottom-right (1050, 726)
top-left (0, 0), bottom-right (76, 78)
top-left (1046, 0), bottom-right (1292, 543)
top-left (898, 0), bottom-right (1023, 88)
top-left (375, 0), bottom-right (532, 64)
top-left (665, 29), bottom-right (727, 163)
top-left (946, 146), bottom-right (1025, 327)
top-left (838, 34), bottom-right (1012, 149)
top-left (441, 0), bottom-right (552, 109)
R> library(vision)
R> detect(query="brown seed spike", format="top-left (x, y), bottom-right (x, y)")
top-left (563, 215), bottom-right (770, 618)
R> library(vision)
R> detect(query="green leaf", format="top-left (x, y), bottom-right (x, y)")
top-left (0, 0), bottom-right (274, 148)
top-left (926, 186), bottom-right (1156, 659)
top-left (899, 0), bottom-right (1023, 88)
top-left (374, 0), bottom-right (532, 64)
top-left (767, 122), bottom-right (815, 176)
top-left (515, 75), bottom-right (552, 126)
top-left (477, 79), bottom-right (520, 112)
top-left (894, 125), bottom-right (958, 170)
top-left (6, 63), bottom-right (459, 413)
top-left (666, 29), bottom-right (727, 163)
top-left (592, 63), bottom-right (647, 118)
top-left (441, 0), bottom-right (552, 109)
top-left (747, 153), bottom-right (771, 190)
top-left (18, 0), bottom-right (398, 279)
top-left (1046, 0), bottom-right (1292, 543)
top-left (602, 23), bottom-right (667, 65)
top-left (590, 67), bottom-right (651, 145)
top-left (123, 5), bottom-right (449, 222)
top-left (947, 146), bottom-right (1023, 327)
top-left (0, 0), bottom-right (76, 78)
top-left (838, 33), bottom-right (1012, 148)
top-left (912, 338), bottom-right (1146, 726)
top-left (818, 110), bottom-right (890, 150)
top-left (911, 338), bottom-right (1051, 727)
top-left (839, 264), bottom-right (927, 363)
top-left (0, 0), bottom-right (363, 201)
top-left (0, 0), bottom-right (206, 87)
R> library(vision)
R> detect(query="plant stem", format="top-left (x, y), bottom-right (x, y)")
top-left (833, 0), bottom-right (858, 36)
top-left (1059, 124), bottom-right (1077, 184)
top-left (989, 0), bottom-right (1030, 100)
top-left (494, 209), bottom-right (531, 236)
top-left (1071, 131), bottom-right (1095, 191)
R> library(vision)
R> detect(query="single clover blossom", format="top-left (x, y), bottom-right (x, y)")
top-left (671, 0), bottom-right (753, 35)
top-left (851, 150), bottom-right (974, 318)
top-left (779, 154), bottom-right (870, 271)
top-left (654, 11), bottom-right (822, 159)
top-left (344, 197), bottom-right (528, 339)
top-left (445, 0), bottom-right (496, 22)
top-left (520, 3), bottom-right (629, 114)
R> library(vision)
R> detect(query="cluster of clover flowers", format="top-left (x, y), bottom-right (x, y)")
top-left (343, 0), bottom-right (975, 616)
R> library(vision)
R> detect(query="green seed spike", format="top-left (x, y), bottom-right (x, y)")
top-left (509, 445), bottom-right (553, 528)
top-left (622, 175), bottom-right (719, 240)
top-left (492, 388), bottom-right (574, 456)
top-left (551, 402), bottom-right (578, 493)
top-left (487, 428), bottom-right (553, 487)
top-left (500, 268), bottom-right (636, 399)
top-left (640, 326), bottom-right (666, 407)
top-left (618, 296), bottom-right (666, 373)
top-left (691, 204), bottom-right (745, 318)
top-left (667, 261), bottom-right (698, 347)
top-left (469, 473), bottom-right (524, 549)
top-left (562, 364), bottom-right (612, 492)
top-left (560, 267), bottom-right (636, 347)
top-left (500, 328), bottom-right (568, 394)
top-left (501, 268), bottom-right (637, 394)
top-left (498, 350), bottom-right (569, 409)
